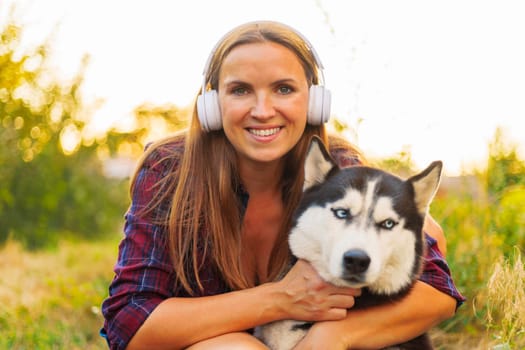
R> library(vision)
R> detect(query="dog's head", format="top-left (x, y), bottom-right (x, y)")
top-left (289, 137), bottom-right (442, 295)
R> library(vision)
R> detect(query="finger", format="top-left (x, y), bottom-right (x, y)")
top-left (318, 307), bottom-right (347, 321)
top-left (325, 285), bottom-right (362, 297)
top-left (328, 295), bottom-right (356, 309)
top-left (337, 287), bottom-right (362, 297)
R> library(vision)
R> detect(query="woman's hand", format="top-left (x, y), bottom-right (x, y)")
top-left (273, 259), bottom-right (361, 322)
top-left (292, 320), bottom-right (349, 350)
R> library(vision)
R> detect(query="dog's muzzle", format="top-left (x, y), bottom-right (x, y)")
top-left (341, 249), bottom-right (370, 282)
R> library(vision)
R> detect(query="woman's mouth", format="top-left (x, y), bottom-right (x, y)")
top-left (247, 127), bottom-right (281, 137)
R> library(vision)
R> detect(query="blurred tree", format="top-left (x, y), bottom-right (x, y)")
top-left (101, 102), bottom-right (190, 158)
top-left (0, 13), bottom-right (188, 248)
top-left (486, 127), bottom-right (525, 198)
top-left (484, 128), bottom-right (525, 254)
top-left (372, 145), bottom-right (416, 177)
top-left (0, 19), bottom-right (116, 248)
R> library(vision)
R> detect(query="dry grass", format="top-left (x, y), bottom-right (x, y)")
top-left (0, 237), bottom-right (119, 349)
top-left (482, 249), bottom-right (524, 348)
top-left (1, 236), bottom-right (523, 349)
top-left (432, 249), bottom-right (525, 350)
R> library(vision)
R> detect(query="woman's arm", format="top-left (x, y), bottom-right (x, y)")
top-left (424, 215), bottom-right (447, 255)
top-left (295, 281), bottom-right (456, 350)
top-left (126, 283), bottom-right (278, 350)
top-left (127, 260), bottom-right (360, 350)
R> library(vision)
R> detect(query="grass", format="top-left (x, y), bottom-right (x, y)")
top-left (431, 249), bottom-right (525, 349)
top-left (2, 236), bottom-right (524, 350)
top-left (481, 249), bottom-right (524, 348)
top-left (0, 236), bottom-right (119, 350)
top-left (429, 184), bottom-right (525, 350)
top-left (1, 188), bottom-right (524, 349)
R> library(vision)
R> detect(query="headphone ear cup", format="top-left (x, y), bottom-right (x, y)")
top-left (307, 85), bottom-right (332, 125)
top-left (197, 90), bottom-right (222, 131)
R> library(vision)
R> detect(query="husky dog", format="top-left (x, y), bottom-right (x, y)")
top-left (256, 137), bottom-right (442, 350)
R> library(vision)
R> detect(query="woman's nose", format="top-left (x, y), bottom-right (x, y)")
top-left (250, 93), bottom-right (275, 119)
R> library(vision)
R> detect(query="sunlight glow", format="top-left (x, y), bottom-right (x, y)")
top-left (60, 123), bottom-right (81, 155)
top-left (3, 0), bottom-right (524, 175)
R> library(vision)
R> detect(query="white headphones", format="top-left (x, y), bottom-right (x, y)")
top-left (196, 21), bottom-right (331, 132)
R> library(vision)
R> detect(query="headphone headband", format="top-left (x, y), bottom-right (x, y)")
top-left (201, 21), bottom-right (325, 91)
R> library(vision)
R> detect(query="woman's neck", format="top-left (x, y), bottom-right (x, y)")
top-left (238, 159), bottom-right (284, 196)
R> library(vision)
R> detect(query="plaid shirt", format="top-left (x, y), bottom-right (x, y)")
top-left (100, 137), bottom-right (465, 350)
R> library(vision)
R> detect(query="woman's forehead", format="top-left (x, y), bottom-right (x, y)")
top-left (219, 42), bottom-right (307, 82)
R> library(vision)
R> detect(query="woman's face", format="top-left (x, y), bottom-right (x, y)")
top-left (218, 42), bottom-right (309, 168)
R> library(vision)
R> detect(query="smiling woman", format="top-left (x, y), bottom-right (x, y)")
top-left (99, 20), bottom-right (464, 350)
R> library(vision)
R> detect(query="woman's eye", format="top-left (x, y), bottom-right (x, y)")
top-left (277, 86), bottom-right (293, 94)
top-left (378, 219), bottom-right (398, 230)
top-left (331, 208), bottom-right (350, 219)
top-left (231, 86), bottom-right (248, 95)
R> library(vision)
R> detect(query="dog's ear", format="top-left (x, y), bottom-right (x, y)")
top-left (408, 161), bottom-right (443, 215)
top-left (303, 136), bottom-right (338, 191)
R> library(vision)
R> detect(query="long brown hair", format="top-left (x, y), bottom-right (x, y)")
top-left (131, 21), bottom-right (361, 295)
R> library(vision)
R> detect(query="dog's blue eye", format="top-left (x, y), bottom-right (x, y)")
top-left (331, 208), bottom-right (350, 219)
top-left (378, 219), bottom-right (397, 230)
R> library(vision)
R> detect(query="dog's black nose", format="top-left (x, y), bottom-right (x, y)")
top-left (343, 249), bottom-right (370, 274)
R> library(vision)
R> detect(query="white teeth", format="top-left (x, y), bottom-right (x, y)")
top-left (249, 127), bottom-right (280, 137)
